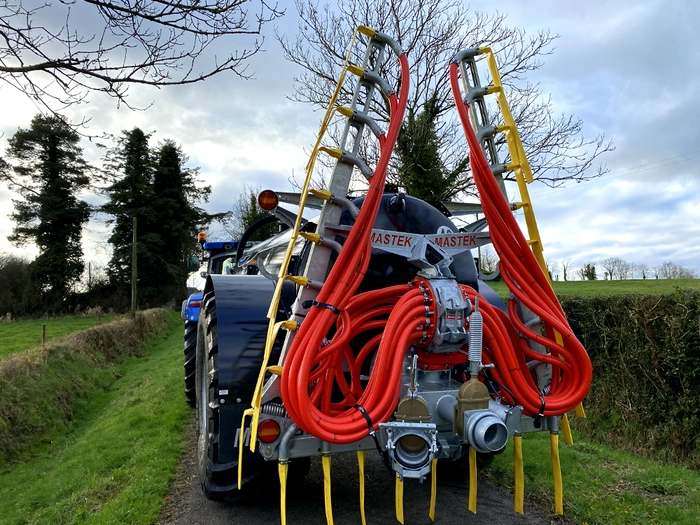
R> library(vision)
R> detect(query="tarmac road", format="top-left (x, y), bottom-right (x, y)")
top-left (158, 426), bottom-right (566, 525)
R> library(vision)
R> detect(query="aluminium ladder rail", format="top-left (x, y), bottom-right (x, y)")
top-left (258, 28), bottom-right (404, 406)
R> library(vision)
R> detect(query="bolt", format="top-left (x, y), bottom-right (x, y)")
top-left (220, 399), bottom-right (226, 404)
top-left (236, 397), bottom-right (242, 403)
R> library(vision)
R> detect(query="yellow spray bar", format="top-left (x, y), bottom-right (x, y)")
top-left (247, 26), bottom-right (367, 453)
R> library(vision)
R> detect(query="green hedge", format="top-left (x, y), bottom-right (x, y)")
top-left (561, 290), bottom-right (700, 466)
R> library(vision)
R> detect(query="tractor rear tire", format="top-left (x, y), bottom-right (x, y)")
top-left (184, 321), bottom-right (197, 407)
top-left (195, 292), bottom-right (271, 500)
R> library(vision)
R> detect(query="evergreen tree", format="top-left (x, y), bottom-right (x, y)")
top-left (394, 94), bottom-right (469, 202)
top-left (103, 130), bottom-right (219, 306)
top-left (151, 140), bottom-right (216, 301)
top-left (102, 128), bottom-right (160, 303)
top-left (1, 114), bottom-right (90, 309)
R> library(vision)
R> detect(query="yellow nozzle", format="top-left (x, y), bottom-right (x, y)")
top-left (358, 451), bottom-right (367, 525)
top-left (550, 433), bottom-right (563, 514)
top-left (336, 106), bottom-right (354, 119)
top-left (357, 25), bottom-right (375, 38)
top-left (238, 409), bottom-right (253, 488)
top-left (561, 412), bottom-right (574, 445)
top-left (300, 232), bottom-right (321, 243)
top-left (267, 365), bottom-right (283, 376)
top-left (319, 146), bottom-right (343, 160)
top-left (285, 275), bottom-right (309, 288)
top-left (347, 64), bottom-right (365, 77)
top-left (310, 188), bottom-right (332, 201)
top-left (279, 462), bottom-right (289, 525)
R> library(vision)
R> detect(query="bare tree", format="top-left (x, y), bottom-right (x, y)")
top-left (617, 259), bottom-right (633, 280)
top-left (477, 244), bottom-right (498, 274)
top-left (575, 266), bottom-right (586, 281)
top-left (600, 256), bottom-right (623, 280)
top-left (279, 0), bottom-right (612, 198)
top-left (221, 184), bottom-right (277, 240)
top-left (545, 257), bottom-right (559, 280)
top-left (636, 263), bottom-right (649, 279)
top-left (561, 257), bottom-right (572, 282)
top-left (656, 261), bottom-right (696, 279)
top-left (0, 0), bottom-right (283, 113)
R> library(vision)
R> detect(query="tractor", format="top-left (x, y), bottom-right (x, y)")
top-left (181, 236), bottom-right (239, 406)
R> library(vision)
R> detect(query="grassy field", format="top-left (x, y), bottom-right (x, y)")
top-left (0, 315), bottom-right (115, 359)
top-left (0, 312), bottom-right (188, 525)
top-left (486, 277), bottom-right (700, 298)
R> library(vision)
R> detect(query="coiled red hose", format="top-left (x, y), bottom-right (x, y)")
top-left (449, 62), bottom-right (592, 417)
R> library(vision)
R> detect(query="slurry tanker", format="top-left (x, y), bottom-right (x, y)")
top-left (191, 25), bottom-right (592, 523)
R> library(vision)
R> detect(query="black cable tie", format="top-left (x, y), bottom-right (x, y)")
top-left (534, 393), bottom-right (546, 429)
top-left (312, 300), bottom-right (341, 314)
top-left (354, 404), bottom-right (375, 437)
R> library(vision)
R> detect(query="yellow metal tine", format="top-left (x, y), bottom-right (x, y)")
top-left (561, 412), bottom-right (574, 445)
top-left (322, 453), bottom-right (334, 525)
top-left (468, 447), bottom-right (477, 513)
top-left (358, 451), bottom-right (367, 525)
top-left (395, 473), bottom-right (404, 524)
top-left (238, 409), bottom-right (253, 488)
top-left (279, 461), bottom-right (289, 525)
top-left (550, 432), bottom-right (564, 514)
top-left (514, 434), bottom-right (524, 514)
top-left (429, 458), bottom-right (438, 520)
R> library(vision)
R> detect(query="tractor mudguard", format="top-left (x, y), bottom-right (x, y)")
top-left (203, 274), bottom-right (296, 464)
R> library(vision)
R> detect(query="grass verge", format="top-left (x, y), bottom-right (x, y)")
top-left (0, 309), bottom-right (177, 465)
top-left (0, 310), bottom-right (190, 525)
top-left (0, 315), bottom-right (115, 359)
top-left (487, 430), bottom-right (700, 525)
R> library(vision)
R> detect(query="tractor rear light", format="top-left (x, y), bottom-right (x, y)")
top-left (257, 419), bottom-right (281, 443)
top-left (189, 300), bottom-right (201, 308)
top-left (258, 190), bottom-right (279, 211)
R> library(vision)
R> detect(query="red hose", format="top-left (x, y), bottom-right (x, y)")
top-left (449, 62), bottom-right (592, 417)
top-left (280, 53), bottom-right (412, 443)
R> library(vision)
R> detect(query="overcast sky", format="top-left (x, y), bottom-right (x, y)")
top-left (1, 0), bottom-right (698, 279)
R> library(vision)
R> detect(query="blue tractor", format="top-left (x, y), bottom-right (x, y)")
top-left (181, 237), bottom-right (239, 406)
